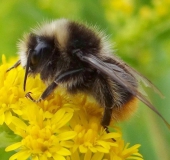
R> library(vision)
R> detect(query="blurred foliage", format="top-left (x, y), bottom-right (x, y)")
top-left (0, 0), bottom-right (170, 159)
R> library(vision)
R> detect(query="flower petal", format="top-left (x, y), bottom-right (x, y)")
top-left (11, 116), bottom-right (27, 130)
top-left (53, 153), bottom-right (66, 160)
top-left (9, 150), bottom-right (30, 160)
top-left (57, 131), bottom-right (76, 141)
top-left (100, 132), bottom-right (120, 140)
top-left (57, 148), bottom-right (71, 156)
top-left (79, 145), bottom-right (88, 153)
top-left (5, 142), bottom-right (22, 151)
top-left (84, 149), bottom-right (92, 160)
top-left (91, 152), bottom-right (104, 160)
top-left (5, 110), bottom-right (12, 125)
top-left (0, 112), bottom-right (5, 125)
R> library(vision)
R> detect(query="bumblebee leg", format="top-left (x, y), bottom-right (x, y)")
top-left (101, 107), bottom-right (113, 132)
top-left (6, 60), bottom-right (21, 72)
top-left (92, 75), bottom-right (115, 140)
top-left (26, 68), bottom-right (83, 102)
top-left (25, 81), bottom-right (58, 102)
top-left (101, 107), bottom-right (116, 141)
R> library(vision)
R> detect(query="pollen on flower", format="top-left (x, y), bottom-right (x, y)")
top-left (1, 55), bottom-right (143, 160)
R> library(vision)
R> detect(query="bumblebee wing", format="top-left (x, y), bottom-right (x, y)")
top-left (110, 55), bottom-right (164, 98)
top-left (124, 63), bottom-right (164, 98)
top-left (76, 52), bottom-right (170, 129)
top-left (77, 52), bottom-right (138, 95)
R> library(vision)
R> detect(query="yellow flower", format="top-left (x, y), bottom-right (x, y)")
top-left (6, 108), bottom-right (76, 160)
top-left (106, 139), bottom-right (143, 160)
top-left (0, 55), bottom-right (143, 160)
top-left (0, 55), bottom-right (25, 125)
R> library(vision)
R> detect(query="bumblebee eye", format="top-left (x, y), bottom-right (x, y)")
top-left (31, 50), bottom-right (39, 65)
top-left (30, 41), bottom-right (52, 69)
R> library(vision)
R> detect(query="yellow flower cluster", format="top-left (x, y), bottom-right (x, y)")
top-left (104, 0), bottom-right (170, 22)
top-left (0, 55), bottom-right (143, 160)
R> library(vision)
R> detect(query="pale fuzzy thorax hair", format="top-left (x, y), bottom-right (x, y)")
top-left (17, 34), bottom-right (30, 67)
top-left (33, 19), bottom-right (69, 49)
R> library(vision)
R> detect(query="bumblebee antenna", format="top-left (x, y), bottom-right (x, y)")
top-left (23, 50), bottom-right (32, 91)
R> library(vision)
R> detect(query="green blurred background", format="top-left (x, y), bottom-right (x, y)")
top-left (0, 0), bottom-right (170, 159)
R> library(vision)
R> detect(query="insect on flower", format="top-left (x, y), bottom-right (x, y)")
top-left (7, 18), bottom-right (170, 133)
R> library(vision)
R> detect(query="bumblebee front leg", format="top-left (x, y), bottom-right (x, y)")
top-left (25, 68), bottom-right (83, 102)
top-left (25, 81), bottom-right (58, 102)
top-left (6, 60), bottom-right (21, 72)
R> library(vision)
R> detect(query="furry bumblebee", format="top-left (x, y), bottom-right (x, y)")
top-left (8, 19), bottom-right (170, 132)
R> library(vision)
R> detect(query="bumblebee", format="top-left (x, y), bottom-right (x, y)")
top-left (8, 19), bottom-right (170, 131)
